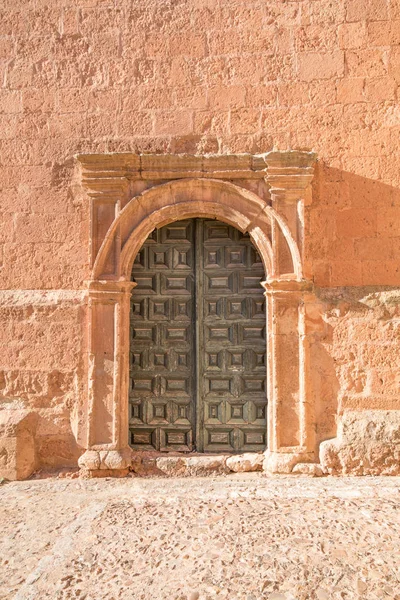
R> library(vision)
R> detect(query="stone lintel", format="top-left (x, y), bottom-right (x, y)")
top-left (76, 151), bottom-right (317, 193)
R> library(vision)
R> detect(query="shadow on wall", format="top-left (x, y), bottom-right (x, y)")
top-left (306, 163), bottom-right (400, 465)
top-left (311, 286), bottom-right (400, 454)
top-left (310, 332), bottom-right (340, 452)
top-left (312, 281), bottom-right (400, 473)
top-left (308, 163), bottom-right (400, 288)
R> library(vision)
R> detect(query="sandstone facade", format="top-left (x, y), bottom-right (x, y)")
top-left (0, 0), bottom-right (400, 478)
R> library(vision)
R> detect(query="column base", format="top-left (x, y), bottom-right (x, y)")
top-left (80, 468), bottom-right (130, 479)
top-left (263, 450), bottom-right (316, 474)
top-left (78, 447), bottom-right (133, 476)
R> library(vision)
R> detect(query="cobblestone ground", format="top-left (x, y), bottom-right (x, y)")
top-left (1, 475), bottom-right (400, 600)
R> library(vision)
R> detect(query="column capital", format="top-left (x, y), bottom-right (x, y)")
top-left (264, 150), bottom-right (317, 202)
top-left (86, 279), bottom-right (137, 300)
top-left (262, 278), bottom-right (313, 295)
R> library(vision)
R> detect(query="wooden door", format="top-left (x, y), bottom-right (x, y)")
top-left (129, 219), bottom-right (267, 453)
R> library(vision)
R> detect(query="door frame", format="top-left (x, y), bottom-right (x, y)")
top-left (77, 152), bottom-right (319, 475)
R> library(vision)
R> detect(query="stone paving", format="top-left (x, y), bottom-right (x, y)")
top-left (1, 474), bottom-right (400, 600)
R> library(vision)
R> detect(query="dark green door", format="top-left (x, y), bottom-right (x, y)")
top-left (129, 219), bottom-right (267, 453)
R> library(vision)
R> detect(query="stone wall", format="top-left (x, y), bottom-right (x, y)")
top-left (0, 291), bottom-right (86, 471)
top-left (0, 0), bottom-right (399, 476)
top-left (309, 287), bottom-right (400, 446)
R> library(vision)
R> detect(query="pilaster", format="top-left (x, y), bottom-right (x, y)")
top-left (78, 280), bottom-right (136, 475)
top-left (262, 279), bottom-right (316, 473)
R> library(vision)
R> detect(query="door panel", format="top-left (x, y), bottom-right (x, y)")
top-left (196, 219), bottom-right (267, 453)
top-left (130, 218), bottom-right (267, 453)
top-left (129, 220), bottom-right (195, 452)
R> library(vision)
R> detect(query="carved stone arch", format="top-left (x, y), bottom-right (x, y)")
top-left (77, 152), bottom-right (318, 476)
top-left (92, 178), bottom-right (302, 283)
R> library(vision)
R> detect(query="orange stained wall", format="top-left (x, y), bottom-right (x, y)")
top-left (0, 0), bottom-right (400, 288)
top-left (0, 0), bottom-right (400, 470)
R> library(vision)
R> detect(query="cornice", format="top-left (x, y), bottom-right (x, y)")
top-left (76, 151), bottom-right (317, 194)
top-left (264, 150), bottom-right (317, 200)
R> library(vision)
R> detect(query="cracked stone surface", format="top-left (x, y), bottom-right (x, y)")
top-left (1, 475), bottom-right (400, 600)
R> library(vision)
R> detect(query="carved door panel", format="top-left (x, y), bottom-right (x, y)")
top-left (197, 219), bottom-right (267, 452)
top-left (129, 220), bottom-right (196, 452)
top-left (130, 219), bottom-right (267, 453)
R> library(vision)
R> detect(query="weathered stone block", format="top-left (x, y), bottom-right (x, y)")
top-left (226, 453), bottom-right (263, 472)
top-left (320, 410), bottom-right (400, 475)
top-left (292, 463), bottom-right (325, 477)
top-left (0, 410), bottom-right (37, 480)
top-left (156, 455), bottom-right (230, 477)
top-left (78, 448), bottom-right (133, 472)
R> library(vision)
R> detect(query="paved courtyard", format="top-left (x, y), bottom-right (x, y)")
top-left (1, 474), bottom-right (399, 600)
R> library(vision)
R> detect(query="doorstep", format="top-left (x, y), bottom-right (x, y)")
top-left (131, 452), bottom-right (264, 477)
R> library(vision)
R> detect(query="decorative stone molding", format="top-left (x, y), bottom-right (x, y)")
top-left (92, 178), bottom-right (303, 282)
top-left (264, 151), bottom-right (317, 201)
top-left (264, 151), bottom-right (316, 274)
top-left (77, 152), bottom-right (318, 476)
top-left (77, 151), bottom-right (316, 277)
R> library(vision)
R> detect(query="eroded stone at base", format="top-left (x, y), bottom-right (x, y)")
top-left (226, 453), bottom-right (263, 472)
top-left (131, 452), bottom-right (265, 477)
top-left (79, 468), bottom-right (130, 479)
top-left (156, 455), bottom-right (231, 477)
top-left (263, 450), bottom-right (316, 474)
top-left (78, 451), bottom-right (268, 478)
top-left (0, 410), bottom-right (38, 481)
top-left (320, 410), bottom-right (400, 475)
top-left (78, 450), bottom-right (100, 470)
top-left (78, 447), bottom-right (134, 472)
top-left (292, 463), bottom-right (325, 477)
top-left (155, 457), bottom-right (187, 476)
top-left (131, 453), bottom-right (165, 476)
top-left (79, 450), bottom-right (328, 478)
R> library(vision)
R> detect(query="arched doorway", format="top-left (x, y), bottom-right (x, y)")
top-left (77, 152), bottom-right (318, 475)
top-left (129, 218), bottom-right (267, 453)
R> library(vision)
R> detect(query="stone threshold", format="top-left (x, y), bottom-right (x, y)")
top-left (77, 450), bottom-right (325, 479)
top-left (126, 452), bottom-right (324, 478)
top-left (130, 452), bottom-right (264, 477)
top-left (76, 448), bottom-right (325, 479)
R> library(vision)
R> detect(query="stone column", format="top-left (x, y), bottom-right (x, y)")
top-left (78, 280), bottom-right (136, 476)
top-left (262, 279), bottom-right (316, 474)
top-left (264, 151), bottom-right (316, 277)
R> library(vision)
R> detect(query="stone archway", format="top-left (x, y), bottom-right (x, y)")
top-left (92, 177), bottom-right (302, 281)
top-left (76, 152), bottom-right (317, 475)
